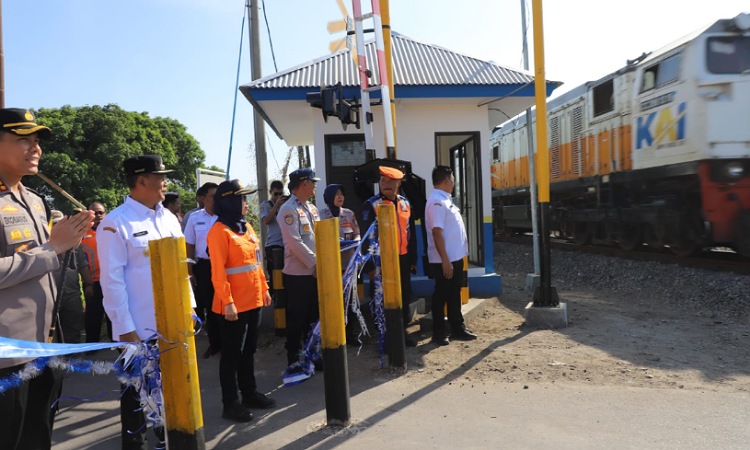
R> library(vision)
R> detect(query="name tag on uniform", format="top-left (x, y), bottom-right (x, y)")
top-left (133, 230), bottom-right (148, 237)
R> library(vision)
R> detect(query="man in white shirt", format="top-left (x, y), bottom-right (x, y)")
top-left (184, 181), bottom-right (220, 358)
top-left (97, 154), bottom-right (187, 450)
top-left (425, 165), bottom-right (477, 346)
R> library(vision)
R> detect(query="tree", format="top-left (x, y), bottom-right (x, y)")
top-left (27, 104), bottom-right (206, 214)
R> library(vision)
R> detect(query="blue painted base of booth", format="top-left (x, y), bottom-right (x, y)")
top-left (363, 268), bottom-right (502, 299)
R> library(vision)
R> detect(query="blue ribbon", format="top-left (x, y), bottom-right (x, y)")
top-left (0, 336), bottom-right (127, 359)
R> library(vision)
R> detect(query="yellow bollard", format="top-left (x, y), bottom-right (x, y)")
top-left (315, 218), bottom-right (351, 426)
top-left (271, 247), bottom-right (286, 336)
top-left (150, 237), bottom-right (205, 450)
top-left (377, 203), bottom-right (406, 368)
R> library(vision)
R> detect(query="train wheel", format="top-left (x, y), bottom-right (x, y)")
top-left (668, 241), bottom-right (698, 257)
top-left (572, 222), bottom-right (591, 245)
top-left (618, 223), bottom-right (642, 251)
top-left (644, 224), bottom-right (665, 250)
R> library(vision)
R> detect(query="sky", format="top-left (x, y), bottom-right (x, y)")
top-left (4, 0), bottom-right (745, 186)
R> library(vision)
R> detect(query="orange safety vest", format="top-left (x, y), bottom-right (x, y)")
top-left (80, 228), bottom-right (100, 282)
top-left (368, 194), bottom-right (411, 255)
top-left (207, 222), bottom-right (268, 314)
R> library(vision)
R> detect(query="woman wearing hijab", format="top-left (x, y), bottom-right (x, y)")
top-left (207, 179), bottom-right (275, 423)
top-left (320, 184), bottom-right (360, 266)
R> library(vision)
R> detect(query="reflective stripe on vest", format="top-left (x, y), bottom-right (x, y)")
top-left (370, 196), bottom-right (410, 255)
top-left (226, 263), bottom-right (258, 275)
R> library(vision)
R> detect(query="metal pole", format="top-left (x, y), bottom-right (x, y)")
top-left (315, 218), bottom-right (351, 426)
top-left (521, 0), bottom-right (540, 275)
top-left (380, 0), bottom-right (397, 159)
top-left (371, 0), bottom-right (396, 159)
top-left (530, 0), bottom-right (558, 307)
top-left (247, 0), bottom-right (268, 217)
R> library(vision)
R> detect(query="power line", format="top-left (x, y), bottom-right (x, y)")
top-left (260, 0), bottom-right (278, 72)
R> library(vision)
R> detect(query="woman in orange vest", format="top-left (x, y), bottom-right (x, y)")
top-left (207, 179), bottom-right (275, 423)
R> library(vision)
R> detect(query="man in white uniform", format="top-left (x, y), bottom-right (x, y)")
top-left (184, 181), bottom-right (220, 358)
top-left (425, 165), bottom-right (477, 346)
top-left (98, 154), bottom-right (188, 450)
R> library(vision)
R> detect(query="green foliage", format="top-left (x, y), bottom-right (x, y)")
top-left (27, 104), bottom-right (205, 214)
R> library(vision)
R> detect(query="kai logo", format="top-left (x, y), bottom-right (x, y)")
top-left (636, 102), bottom-right (687, 150)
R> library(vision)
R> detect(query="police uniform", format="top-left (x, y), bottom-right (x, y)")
top-left (0, 108), bottom-right (62, 450)
top-left (277, 191), bottom-right (320, 365)
top-left (320, 206), bottom-right (360, 265)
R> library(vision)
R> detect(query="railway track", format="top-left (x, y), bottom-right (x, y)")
top-left (494, 234), bottom-right (750, 276)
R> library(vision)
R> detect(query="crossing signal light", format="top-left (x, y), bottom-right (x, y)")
top-left (306, 83), bottom-right (360, 130)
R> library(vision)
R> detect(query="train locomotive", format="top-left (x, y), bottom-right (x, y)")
top-left (490, 13), bottom-right (750, 257)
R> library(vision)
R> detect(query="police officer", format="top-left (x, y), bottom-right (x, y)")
top-left (97, 154), bottom-right (189, 450)
top-left (276, 168), bottom-right (320, 374)
top-left (0, 108), bottom-right (94, 450)
top-left (361, 166), bottom-right (418, 346)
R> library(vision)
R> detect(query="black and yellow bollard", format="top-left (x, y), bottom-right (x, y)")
top-left (150, 237), bottom-right (205, 450)
top-left (377, 203), bottom-right (406, 369)
top-left (315, 218), bottom-right (351, 426)
top-left (271, 247), bottom-right (286, 337)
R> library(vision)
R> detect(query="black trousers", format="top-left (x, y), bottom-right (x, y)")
top-left (59, 290), bottom-right (84, 344)
top-left (195, 258), bottom-right (221, 349)
top-left (399, 253), bottom-right (413, 327)
top-left (219, 308), bottom-right (261, 406)
top-left (85, 281), bottom-right (112, 342)
top-left (0, 364), bottom-right (62, 450)
top-left (119, 339), bottom-right (165, 450)
top-left (283, 274), bottom-right (319, 365)
top-left (430, 259), bottom-right (465, 338)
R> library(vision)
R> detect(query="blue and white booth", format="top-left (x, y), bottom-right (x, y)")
top-left (240, 32), bottom-right (560, 297)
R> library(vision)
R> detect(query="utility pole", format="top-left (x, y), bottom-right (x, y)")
top-left (247, 0), bottom-right (268, 209)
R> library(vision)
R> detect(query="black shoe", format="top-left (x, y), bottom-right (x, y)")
top-left (431, 335), bottom-right (449, 346)
top-left (405, 335), bottom-right (418, 347)
top-left (452, 329), bottom-right (477, 341)
top-left (242, 391), bottom-right (276, 409)
top-left (202, 346), bottom-right (220, 359)
top-left (222, 403), bottom-right (253, 422)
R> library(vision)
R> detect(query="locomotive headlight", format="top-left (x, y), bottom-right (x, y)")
top-left (725, 162), bottom-right (745, 180)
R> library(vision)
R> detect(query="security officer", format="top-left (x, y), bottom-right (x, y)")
top-left (97, 154), bottom-right (189, 450)
top-left (276, 168), bottom-right (320, 374)
top-left (0, 108), bottom-right (94, 450)
top-left (361, 166), bottom-right (418, 346)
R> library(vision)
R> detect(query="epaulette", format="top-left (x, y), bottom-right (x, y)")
top-left (25, 187), bottom-right (53, 220)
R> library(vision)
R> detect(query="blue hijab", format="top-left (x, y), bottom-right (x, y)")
top-left (214, 186), bottom-right (247, 234)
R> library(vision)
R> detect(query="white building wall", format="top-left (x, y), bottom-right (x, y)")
top-left (311, 101), bottom-right (492, 221)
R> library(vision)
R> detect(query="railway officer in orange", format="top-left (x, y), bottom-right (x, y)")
top-left (425, 166), bottom-right (477, 345)
top-left (361, 166), bottom-right (418, 346)
top-left (208, 179), bottom-right (275, 422)
top-left (81, 200), bottom-right (112, 343)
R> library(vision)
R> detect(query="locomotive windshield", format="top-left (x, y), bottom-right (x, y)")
top-left (706, 36), bottom-right (750, 74)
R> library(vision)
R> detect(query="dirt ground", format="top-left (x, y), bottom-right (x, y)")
top-left (389, 271), bottom-right (750, 393)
